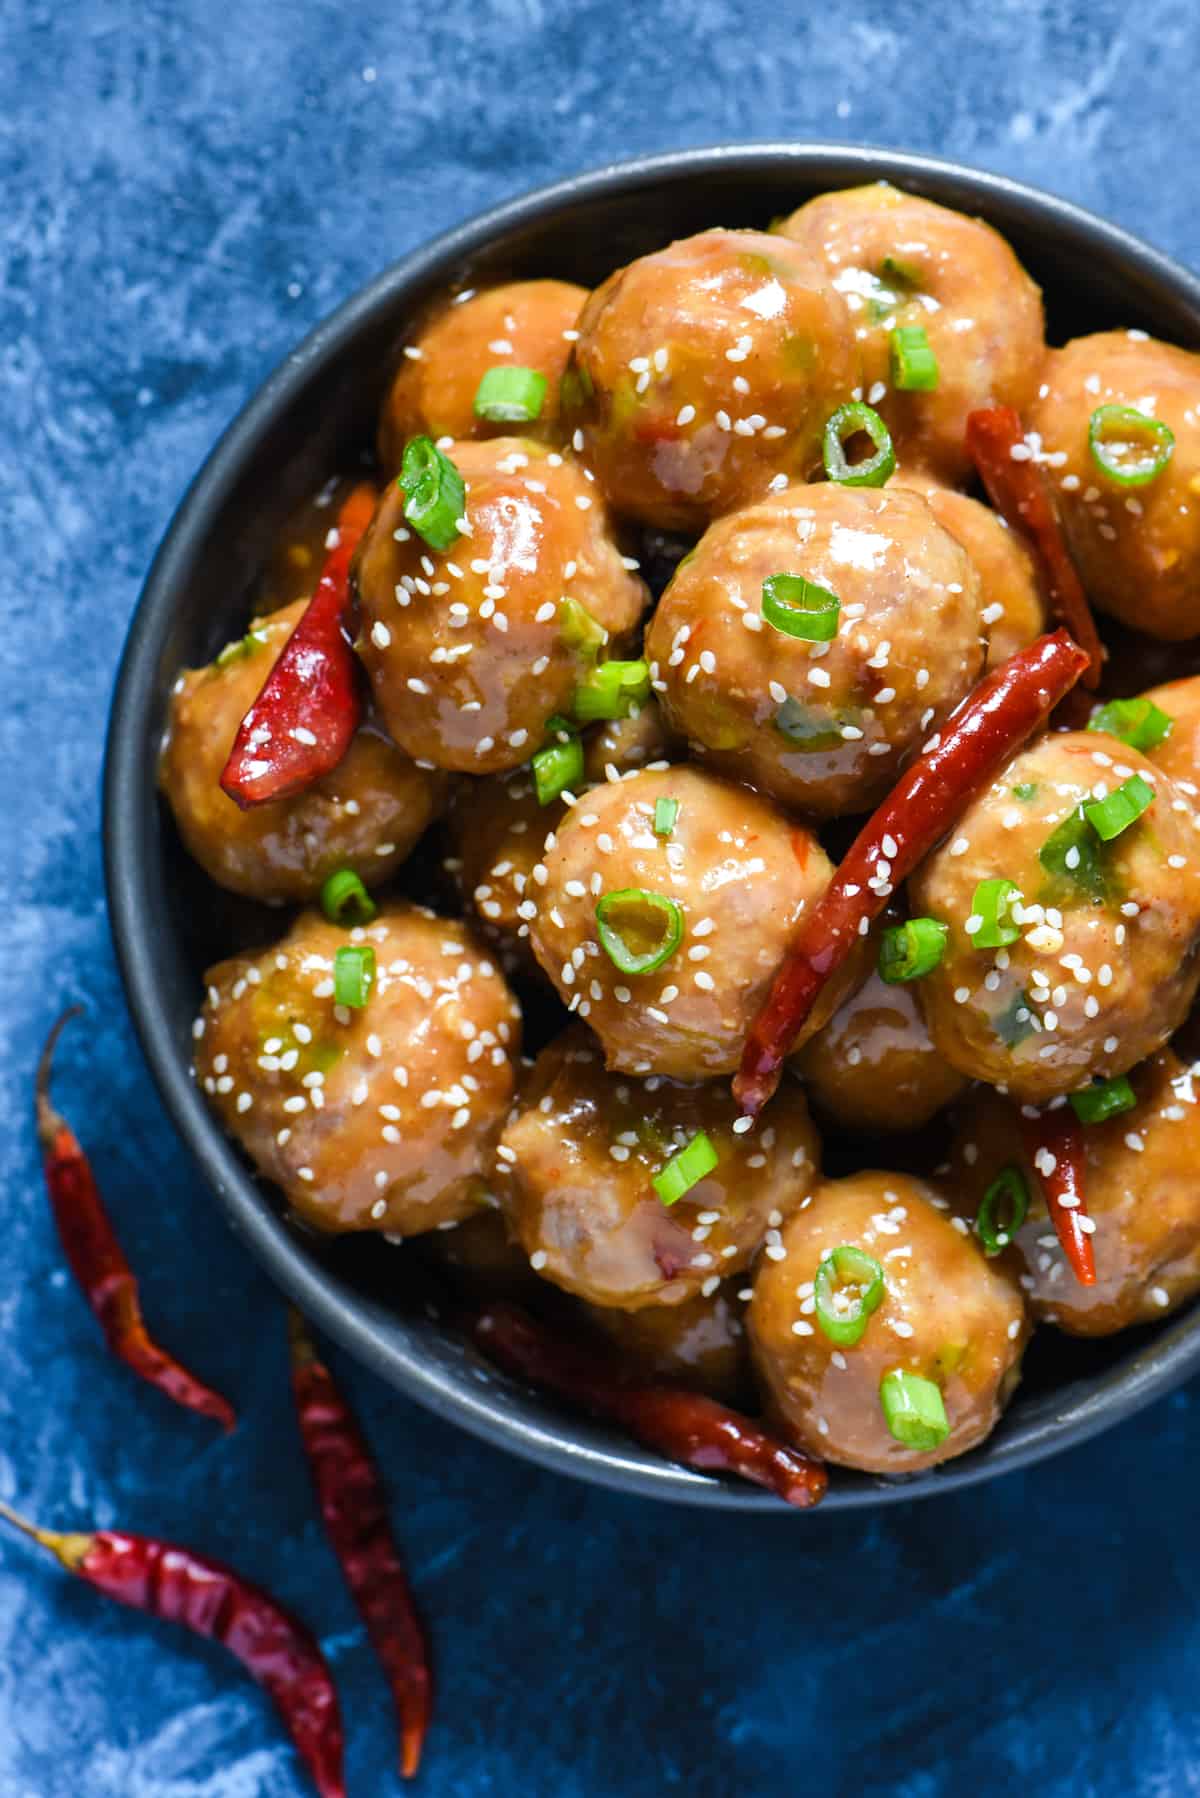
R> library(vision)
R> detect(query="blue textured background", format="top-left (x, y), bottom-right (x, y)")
top-left (3, 2), bottom-right (1200, 1793)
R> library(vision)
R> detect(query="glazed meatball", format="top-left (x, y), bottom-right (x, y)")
top-left (947, 1051), bottom-right (1200, 1334)
top-left (1141, 675), bottom-right (1200, 798)
top-left (377, 280), bottom-right (588, 471)
top-left (646, 482), bottom-right (984, 818)
top-left (159, 601), bottom-right (449, 902)
top-left (419, 1203), bottom-right (544, 1303)
top-left (497, 1027), bottom-right (820, 1308)
top-left (526, 764), bottom-right (843, 1079)
top-left (1028, 332), bottom-right (1200, 640)
top-left (779, 183), bottom-right (1044, 484)
top-left (194, 905), bottom-right (521, 1235)
top-left (579, 1284), bottom-right (751, 1406)
top-left (910, 732), bottom-right (1200, 1103)
top-left (581, 696), bottom-right (676, 782)
top-left (748, 1172), bottom-right (1028, 1473)
top-left (792, 968), bottom-right (968, 1134)
top-left (564, 228), bottom-right (859, 530)
top-left (354, 438), bottom-right (647, 775)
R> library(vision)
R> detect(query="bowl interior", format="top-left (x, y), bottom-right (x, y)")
top-left (105, 146), bottom-right (1200, 1510)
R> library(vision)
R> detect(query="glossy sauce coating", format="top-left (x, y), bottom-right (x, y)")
top-left (1142, 674), bottom-right (1200, 797)
top-left (578, 1283), bottom-right (751, 1406)
top-left (792, 968), bottom-right (968, 1133)
top-left (748, 1171), bottom-right (1028, 1473)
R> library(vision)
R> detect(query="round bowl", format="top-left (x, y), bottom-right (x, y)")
top-left (104, 144), bottom-right (1200, 1510)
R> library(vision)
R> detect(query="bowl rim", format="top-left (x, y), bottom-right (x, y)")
top-left (104, 141), bottom-right (1200, 1512)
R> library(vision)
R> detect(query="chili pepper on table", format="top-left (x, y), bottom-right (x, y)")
top-left (289, 1309), bottom-right (433, 1779)
top-left (965, 404), bottom-right (1104, 690)
top-left (472, 1302), bottom-right (828, 1509)
top-left (733, 630), bottom-right (1091, 1121)
top-left (37, 1008), bottom-right (235, 1430)
top-left (0, 1499), bottom-right (345, 1798)
top-left (1019, 1106), bottom-right (1097, 1286)
top-left (220, 480), bottom-right (377, 808)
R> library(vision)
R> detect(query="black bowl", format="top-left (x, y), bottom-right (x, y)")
top-left (104, 144), bottom-right (1200, 1510)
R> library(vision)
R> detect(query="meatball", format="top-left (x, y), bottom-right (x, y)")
top-left (526, 764), bottom-right (843, 1079)
top-left (793, 968), bottom-right (968, 1134)
top-left (1142, 674), bottom-right (1200, 798)
top-left (748, 1172), bottom-right (1028, 1473)
top-left (194, 905), bottom-right (521, 1235)
top-left (419, 1203), bottom-right (544, 1303)
top-left (564, 228), bottom-right (859, 531)
top-left (377, 280), bottom-right (588, 471)
top-left (354, 438), bottom-right (647, 775)
top-left (579, 1284), bottom-right (752, 1406)
top-left (1027, 332), bottom-right (1200, 640)
top-left (581, 696), bottom-right (675, 782)
top-left (159, 601), bottom-right (449, 902)
top-left (947, 1051), bottom-right (1200, 1334)
top-left (910, 731), bottom-right (1200, 1103)
top-left (497, 1027), bottom-right (820, 1308)
top-left (645, 482), bottom-right (984, 818)
top-left (779, 183), bottom-right (1044, 484)
top-left (892, 468), bottom-right (1045, 669)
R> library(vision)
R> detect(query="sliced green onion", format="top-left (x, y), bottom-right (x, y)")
top-left (761, 573), bottom-right (840, 642)
top-left (573, 659), bottom-right (651, 723)
top-left (542, 713), bottom-right (578, 742)
top-left (1070, 1074), bottom-right (1137, 1125)
top-left (821, 402), bottom-right (896, 488)
top-left (652, 1131), bottom-right (719, 1206)
top-left (1088, 404), bottom-right (1175, 489)
top-left (1013, 781), bottom-right (1038, 802)
top-left (532, 737), bottom-right (583, 805)
top-left (473, 365), bottom-right (548, 423)
top-left (1083, 773), bottom-right (1154, 842)
top-left (333, 944), bottom-right (376, 1009)
top-left (559, 596), bottom-right (609, 658)
top-left (1039, 807), bottom-right (1107, 900)
top-left (967, 878), bottom-right (1023, 949)
top-left (889, 324), bottom-right (939, 391)
top-left (773, 696), bottom-right (843, 750)
top-left (595, 888), bottom-right (684, 976)
top-left (813, 1246), bottom-right (885, 1347)
top-left (976, 1166), bottom-right (1029, 1255)
top-left (879, 1369), bottom-right (949, 1451)
top-left (398, 435), bottom-right (465, 551)
top-left (878, 917), bottom-right (948, 984)
top-left (1087, 696), bottom-right (1174, 753)
top-left (319, 869), bottom-right (378, 928)
top-left (880, 254), bottom-right (922, 289)
top-left (216, 626), bottom-right (269, 667)
top-left (992, 988), bottom-right (1037, 1048)
top-left (653, 796), bottom-right (679, 837)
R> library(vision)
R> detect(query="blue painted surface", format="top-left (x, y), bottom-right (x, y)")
top-left (3, 2), bottom-right (1200, 1792)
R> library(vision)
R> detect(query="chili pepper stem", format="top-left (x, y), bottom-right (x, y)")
top-left (0, 1498), bottom-right (92, 1572)
top-left (35, 1005), bottom-right (82, 1151)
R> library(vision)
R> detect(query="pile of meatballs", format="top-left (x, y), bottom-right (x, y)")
top-left (162, 181), bottom-right (1200, 1481)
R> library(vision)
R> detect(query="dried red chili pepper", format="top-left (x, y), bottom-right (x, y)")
top-left (966, 404), bottom-right (1103, 690)
top-left (734, 630), bottom-right (1091, 1120)
top-left (472, 1302), bottom-right (827, 1509)
top-left (220, 481), bottom-right (377, 808)
top-left (1019, 1106), bottom-right (1097, 1286)
top-left (288, 1309), bottom-right (433, 1779)
top-left (37, 1008), bottom-right (235, 1430)
top-left (0, 1498), bottom-right (344, 1798)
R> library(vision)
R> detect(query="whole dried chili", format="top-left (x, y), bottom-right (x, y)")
top-left (472, 1302), bottom-right (828, 1509)
top-left (220, 481), bottom-right (377, 808)
top-left (288, 1309), bottom-right (433, 1779)
top-left (1019, 1106), bottom-right (1097, 1286)
top-left (734, 630), bottom-right (1091, 1120)
top-left (965, 404), bottom-right (1103, 690)
top-left (37, 1008), bottom-right (235, 1430)
top-left (0, 1499), bottom-right (344, 1798)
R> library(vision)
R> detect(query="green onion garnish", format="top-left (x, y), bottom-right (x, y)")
top-left (878, 917), bottom-right (948, 984)
top-left (976, 1166), bottom-right (1029, 1256)
top-left (473, 365), bottom-right (548, 424)
top-left (333, 944), bottom-right (376, 1009)
top-left (813, 1245), bottom-right (885, 1347)
top-left (761, 573), bottom-right (840, 642)
top-left (595, 888), bottom-right (684, 976)
top-left (1087, 696), bottom-right (1174, 753)
top-left (773, 696), bottom-right (844, 750)
top-left (652, 1131), bottom-right (718, 1206)
top-left (879, 1369), bottom-right (950, 1451)
top-left (653, 797), bottom-right (679, 837)
top-left (398, 435), bottom-right (465, 551)
top-left (967, 878), bottom-right (1023, 949)
top-left (1070, 1074), bottom-right (1137, 1125)
top-left (1083, 773), bottom-right (1155, 842)
top-left (1039, 807), bottom-right (1107, 900)
top-left (559, 596), bottom-right (609, 657)
top-left (543, 713), bottom-right (577, 741)
top-left (889, 324), bottom-right (939, 391)
top-left (992, 988), bottom-right (1037, 1049)
top-left (1013, 781), bottom-right (1038, 801)
top-left (319, 869), bottom-right (378, 928)
top-left (216, 626), bottom-right (269, 667)
top-left (532, 737), bottom-right (583, 805)
top-left (1088, 404), bottom-right (1175, 488)
top-left (821, 401), bottom-right (895, 488)
top-left (573, 659), bottom-right (651, 723)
